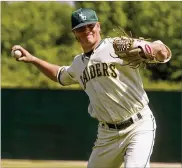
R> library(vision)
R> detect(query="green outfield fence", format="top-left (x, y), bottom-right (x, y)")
top-left (1, 88), bottom-right (181, 163)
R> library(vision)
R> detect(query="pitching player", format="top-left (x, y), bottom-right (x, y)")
top-left (12, 8), bottom-right (171, 168)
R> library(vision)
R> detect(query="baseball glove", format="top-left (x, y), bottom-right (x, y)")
top-left (112, 33), bottom-right (159, 68)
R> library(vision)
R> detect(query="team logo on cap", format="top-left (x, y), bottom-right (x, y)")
top-left (78, 12), bottom-right (87, 20)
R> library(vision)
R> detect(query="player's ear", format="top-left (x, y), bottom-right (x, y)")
top-left (96, 22), bottom-right (101, 33)
top-left (96, 22), bottom-right (100, 28)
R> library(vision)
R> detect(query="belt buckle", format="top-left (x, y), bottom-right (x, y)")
top-left (106, 122), bottom-right (121, 130)
top-left (115, 120), bottom-right (125, 129)
top-left (114, 120), bottom-right (127, 130)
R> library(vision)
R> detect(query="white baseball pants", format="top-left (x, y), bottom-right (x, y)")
top-left (87, 107), bottom-right (156, 168)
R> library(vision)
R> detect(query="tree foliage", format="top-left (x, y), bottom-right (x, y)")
top-left (2, 2), bottom-right (81, 88)
top-left (1, 1), bottom-right (181, 89)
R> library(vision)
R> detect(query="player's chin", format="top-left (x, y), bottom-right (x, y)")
top-left (87, 39), bottom-right (95, 44)
top-left (81, 39), bottom-right (94, 45)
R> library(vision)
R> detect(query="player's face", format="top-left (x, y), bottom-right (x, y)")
top-left (73, 22), bottom-right (101, 51)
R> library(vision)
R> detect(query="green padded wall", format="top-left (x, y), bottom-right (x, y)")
top-left (2, 89), bottom-right (181, 162)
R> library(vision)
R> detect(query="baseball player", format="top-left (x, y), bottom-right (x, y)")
top-left (12, 8), bottom-right (171, 168)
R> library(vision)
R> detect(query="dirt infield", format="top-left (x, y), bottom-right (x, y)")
top-left (2, 159), bottom-right (181, 168)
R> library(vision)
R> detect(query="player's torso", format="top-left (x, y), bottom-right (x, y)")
top-left (72, 38), bottom-right (149, 122)
top-left (73, 38), bottom-right (124, 88)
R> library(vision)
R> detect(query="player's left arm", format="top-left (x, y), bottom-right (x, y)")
top-left (112, 36), bottom-right (172, 68)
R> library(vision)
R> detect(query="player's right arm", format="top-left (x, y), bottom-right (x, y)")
top-left (11, 45), bottom-right (77, 85)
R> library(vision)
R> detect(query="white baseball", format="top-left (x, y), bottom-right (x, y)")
top-left (11, 50), bottom-right (22, 59)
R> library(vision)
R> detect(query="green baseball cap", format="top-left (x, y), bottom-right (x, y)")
top-left (71, 8), bottom-right (98, 30)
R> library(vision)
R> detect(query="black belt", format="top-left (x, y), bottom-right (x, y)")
top-left (106, 113), bottom-right (143, 130)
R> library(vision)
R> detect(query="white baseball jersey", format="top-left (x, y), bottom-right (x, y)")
top-left (57, 38), bottom-right (170, 123)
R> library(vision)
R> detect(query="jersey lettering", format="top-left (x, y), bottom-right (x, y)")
top-left (102, 63), bottom-right (109, 76)
top-left (95, 63), bottom-right (102, 77)
top-left (80, 63), bottom-right (117, 89)
top-left (83, 70), bottom-right (89, 84)
top-left (89, 65), bottom-right (96, 79)
top-left (109, 64), bottom-right (117, 78)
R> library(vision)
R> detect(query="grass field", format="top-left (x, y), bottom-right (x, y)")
top-left (1, 159), bottom-right (181, 168)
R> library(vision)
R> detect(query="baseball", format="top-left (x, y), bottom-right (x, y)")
top-left (11, 50), bottom-right (22, 59)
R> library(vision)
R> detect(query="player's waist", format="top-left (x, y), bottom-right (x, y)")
top-left (99, 105), bottom-right (152, 130)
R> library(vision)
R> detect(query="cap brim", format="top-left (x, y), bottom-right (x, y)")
top-left (72, 21), bottom-right (97, 30)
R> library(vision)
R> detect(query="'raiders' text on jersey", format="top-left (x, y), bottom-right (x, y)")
top-left (80, 63), bottom-right (117, 89)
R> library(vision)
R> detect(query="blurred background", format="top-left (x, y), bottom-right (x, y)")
top-left (1, 1), bottom-right (182, 168)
